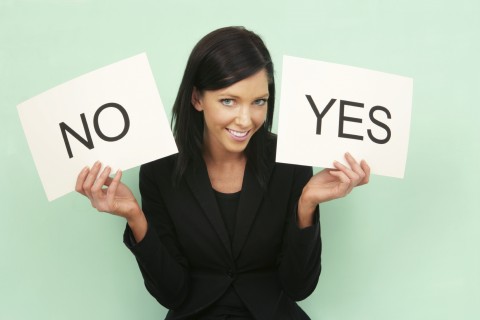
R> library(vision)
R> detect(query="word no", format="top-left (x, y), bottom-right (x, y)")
top-left (306, 95), bottom-right (391, 144)
top-left (59, 102), bottom-right (130, 158)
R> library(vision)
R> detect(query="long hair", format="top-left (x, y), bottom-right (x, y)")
top-left (171, 26), bottom-right (275, 188)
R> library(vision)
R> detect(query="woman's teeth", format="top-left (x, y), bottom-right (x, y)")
top-left (228, 129), bottom-right (248, 137)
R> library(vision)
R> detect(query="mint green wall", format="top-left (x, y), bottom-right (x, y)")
top-left (1, 1), bottom-right (479, 319)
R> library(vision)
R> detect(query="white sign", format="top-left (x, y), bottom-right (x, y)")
top-left (17, 53), bottom-right (178, 201)
top-left (276, 55), bottom-right (413, 178)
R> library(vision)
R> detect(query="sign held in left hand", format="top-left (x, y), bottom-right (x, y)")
top-left (276, 55), bottom-right (413, 179)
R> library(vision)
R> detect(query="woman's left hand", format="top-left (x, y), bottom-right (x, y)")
top-left (297, 152), bottom-right (370, 227)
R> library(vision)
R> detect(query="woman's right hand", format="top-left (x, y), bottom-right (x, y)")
top-left (76, 161), bottom-right (148, 242)
top-left (75, 161), bottom-right (141, 221)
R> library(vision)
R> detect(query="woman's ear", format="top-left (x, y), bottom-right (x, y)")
top-left (191, 87), bottom-right (203, 111)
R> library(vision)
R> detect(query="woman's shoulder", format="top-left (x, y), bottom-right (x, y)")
top-left (140, 153), bottom-right (178, 174)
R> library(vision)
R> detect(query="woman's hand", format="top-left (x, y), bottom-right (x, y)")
top-left (76, 161), bottom-right (147, 242)
top-left (75, 161), bottom-right (141, 221)
top-left (297, 152), bottom-right (370, 228)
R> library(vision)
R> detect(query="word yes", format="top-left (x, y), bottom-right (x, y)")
top-left (306, 95), bottom-right (391, 144)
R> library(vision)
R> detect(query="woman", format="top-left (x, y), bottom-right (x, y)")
top-left (76, 26), bottom-right (370, 320)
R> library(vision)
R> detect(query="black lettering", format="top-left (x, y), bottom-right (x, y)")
top-left (59, 113), bottom-right (94, 159)
top-left (339, 100), bottom-right (364, 140)
top-left (93, 103), bottom-right (130, 142)
top-left (368, 106), bottom-right (391, 144)
top-left (305, 95), bottom-right (336, 135)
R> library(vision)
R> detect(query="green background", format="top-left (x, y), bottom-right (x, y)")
top-left (1, 0), bottom-right (479, 319)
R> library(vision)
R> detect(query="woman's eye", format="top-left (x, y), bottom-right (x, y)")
top-left (221, 99), bottom-right (234, 106)
top-left (254, 99), bottom-right (267, 106)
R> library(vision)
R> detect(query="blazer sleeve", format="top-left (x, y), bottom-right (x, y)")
top-left (123, 162), bottom-right (189, 309)
top-left (277, 164), bottom-right (322, 301)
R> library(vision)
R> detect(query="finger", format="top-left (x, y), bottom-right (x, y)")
top-left (328, 170), bottom-right (352, 197)
top-left (333, 160), bottom-right (360, 184)
top-left (344, 152), bottom-right (366, 183)
top-left (329, 169), bottom-right (350, 184)
top-left (91, 165), bottom-right (112, 198)
top-left (106, 170), bottom-right (122, 208)
top-left (103, 176), bottom-right (114, 187)
top-left (75, 166), bottom-right (89, 196)
top-left (358, 160), bottom-right (371, 186)
top-left (83, 161), bottom-right (102, 198)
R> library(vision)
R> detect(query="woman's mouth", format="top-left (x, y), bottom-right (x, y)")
top-left (227, 128), bottom-right (250, 141)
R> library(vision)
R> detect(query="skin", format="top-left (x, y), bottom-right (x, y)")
top-left (76, 68), bottom-right (370, 241)
top-left (191, 69), bottom-right (269, 193)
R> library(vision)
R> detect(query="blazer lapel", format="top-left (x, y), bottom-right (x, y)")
top-left (232, 162), bottom-right (274, 260)
top-left (185, 160), bottom-right (232, 257)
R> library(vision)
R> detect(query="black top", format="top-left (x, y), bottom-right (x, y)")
top-left (124, 136), bottom-right (321, 320)
top-left (214, 189), bottom-right (241, 241)
top-left (207, 189), bottom-right (253, 318)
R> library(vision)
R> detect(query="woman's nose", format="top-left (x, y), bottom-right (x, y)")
top-left (235, 105), bottom-right (252, 127)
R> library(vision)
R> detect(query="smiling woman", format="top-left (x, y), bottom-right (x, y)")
top-left (171, 26), bottom-right (277, 191)
top-left (191, 69), bottom-right (269, 160)
top-left (75, 26), bottom-right (370, 320)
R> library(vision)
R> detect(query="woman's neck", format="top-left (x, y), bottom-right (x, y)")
top-left (203, 147), bottom-right (246, 193)
top-left (202, 144), bottom-right (246, 166)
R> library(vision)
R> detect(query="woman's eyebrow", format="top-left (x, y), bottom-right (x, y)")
top-left (217, 92), bottom-right (269, 99)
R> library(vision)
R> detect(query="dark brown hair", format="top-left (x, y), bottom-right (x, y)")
top-left (171, 26), bottom-right (275, 188)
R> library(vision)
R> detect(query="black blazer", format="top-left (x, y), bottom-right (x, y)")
top-left (124, 144), bottom-right (322, 320)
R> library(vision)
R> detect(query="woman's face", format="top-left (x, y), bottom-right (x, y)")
top-left (192, 69), bottom-right (269, 157)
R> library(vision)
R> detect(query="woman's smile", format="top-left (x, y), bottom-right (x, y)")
top-left (192, 69), bottom-right (269, 157)
top-left (227, 128), bottom-right (250, 141)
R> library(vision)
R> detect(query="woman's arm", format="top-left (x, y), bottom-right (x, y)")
top-left (297, 152), bottom-right (370, 228)
top-left (75, 161), bottom-right (148, 242)
top-left (126, 162), bottom-right (190, 309)
top-left (277, 164), bottom-right (322, 300)
top-left (278, 153), bottom-right (370, 300)
top-left (75, 161), bottom-right (189, 309)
